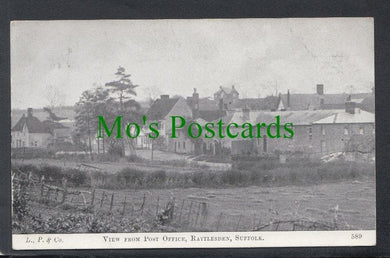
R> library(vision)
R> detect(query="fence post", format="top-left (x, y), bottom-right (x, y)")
top-left (90, 188), bottom-right (95, 206)
top-left (40, 183), bottom-right (44, 202)
top-left (172, 198), bottom-right (176, 219)
top-left (122, 196), bottom-right (127, 216)
top-left (46, 186), bottom-right (51, 202)
top-left (100, 191), bottom-right (106, 208)
top-left (201, 202), bottom-right (208, 227)
top-left (140, 193), bottom-right (146, 216)
top-left (155, 197), bottom-right (159, 217)
top-left (194, 202), bottom-right (201, 227)
top-left (110, 193), bottom-right (115, 212)
top-left (55, 188), bottom-right (59, 203)
top-left (178, 199), bottom-right (185, 224)
top-left (61, 177), bottom-right (68, 204)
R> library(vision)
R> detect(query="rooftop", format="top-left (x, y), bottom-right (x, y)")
top-left (146, 97), bottom-right (180, 120)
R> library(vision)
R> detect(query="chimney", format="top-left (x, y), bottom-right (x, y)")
top-left (316, 84), bottom-right (324, 95)
top-left (27, 108), bottom-right (33, 118)
top-left (287, 89), bottom-right (290, 108)
top-left (345, 101), bottom-right (355, 114)
top-left (242, 105), bottom-right (250, 120)
top-left (160, 95), bottom-right (169, 100)
top-left (192, 88), bottom-right (199, 109)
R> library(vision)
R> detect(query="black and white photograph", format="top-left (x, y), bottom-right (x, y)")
top-left (10, 18), bottom-right (375, 249)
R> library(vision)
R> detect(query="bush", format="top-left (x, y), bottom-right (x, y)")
top-left (12, 158), bottom-right (374, 190)
top-left (11, 148), bottom-right (54, 159)
top-left (12, 164), bottom-right (90, 187)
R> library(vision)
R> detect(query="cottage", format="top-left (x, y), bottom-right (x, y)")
top-left (11, 108), bottom-right (68, 148)
top-left (145, 95), bottom-right (193, 150)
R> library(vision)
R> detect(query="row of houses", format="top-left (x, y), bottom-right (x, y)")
top-left (11, 84), bottom-right (375, 157)
top-left (136, 84), bottom-right (374, 156)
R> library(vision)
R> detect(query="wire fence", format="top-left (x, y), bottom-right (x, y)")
top-left (12, 170), bottom-right (351, 232)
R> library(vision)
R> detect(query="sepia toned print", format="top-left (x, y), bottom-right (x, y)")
top-left (10, 18), bottom-right (375, 249)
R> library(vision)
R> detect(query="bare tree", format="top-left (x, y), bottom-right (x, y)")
top-left (45, 84), bottom-right (66, 109)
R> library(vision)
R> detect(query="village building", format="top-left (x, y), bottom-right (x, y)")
top-left (145, 95), bottom-right (193, 151)
top-left (278, 84), bottom-right (374, 112)
top-left (213, 85), bottom-right (239, 110)
top-left (11, 108), bottom-right (69, 148)
top-left (225, 101), bottom-right (374, 157)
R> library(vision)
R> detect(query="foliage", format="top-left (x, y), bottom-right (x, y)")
top-left (11, 148), bottom-right (54, 159)
top-left (74, 86), bottom-right (112, 154)
top-left (12, 180), bottom-right (29, 221)
top-left (105, 66), bottom-right (138, 108)
top-left (12, 164), bottom-right (90, 187)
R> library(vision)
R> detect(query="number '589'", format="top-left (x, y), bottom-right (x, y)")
top-left (351, 233), bottom-right (363, 239)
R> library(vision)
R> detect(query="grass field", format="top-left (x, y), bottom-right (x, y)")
top-left (14, 177), bottom-right (375, 233)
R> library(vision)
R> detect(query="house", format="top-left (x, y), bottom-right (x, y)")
top-left (228, 101), bottom-right (374, 157)
top-left (186, 88), bottom-right (226, 121)
top-left (145, 95), bottom-right (193, 150)
top-left (278, 84), bottom-right (374, 111)
top-left (187, 87), bottom-right (281, 123)
top-left (312, 101), bottom-right (374, 155)
top-left (167, 118), bottom-right (203, 154)
top-left (11, 108), bottom-right (68, 148)
top-left (214, 85), bottom-right (239, 110)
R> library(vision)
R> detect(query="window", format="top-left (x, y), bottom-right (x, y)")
top-left (321, 126), bottom-right (325, 136)
top-left (308, 127), bottom-right (313, 140)
top-left (178, 142), bottom-right (180, 149)
top-left (183, 142), bottom-right (186, 149)
top-left (359, 127), bottom-right (364, 135)
top-left (344, 127), bottom-right (349, 135)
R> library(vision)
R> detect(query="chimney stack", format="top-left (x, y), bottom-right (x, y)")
top-left (345, 101), bottom-right (355, 114)
top-left (192, 88), bottom-right (199, 109)
top-left (27, 108), bottom-right (33, 118)
top-left (160, 95), bottom-right (169, 100)
top-left (316, 84), bottom-right (324, 95)
top-left (287, 89), bottom-right (290, 108)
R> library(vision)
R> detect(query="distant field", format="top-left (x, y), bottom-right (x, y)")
top-left (14, 178), bottom-right (375, 233)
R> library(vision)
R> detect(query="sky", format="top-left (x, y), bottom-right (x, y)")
top-left (11, 18), bottom-right (374, 109)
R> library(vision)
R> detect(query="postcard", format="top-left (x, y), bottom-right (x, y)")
top-left (10, 18), bottom-right (375, 250)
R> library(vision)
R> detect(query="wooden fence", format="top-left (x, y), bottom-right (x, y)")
top-left (12, 170), bottom-right (348, 232)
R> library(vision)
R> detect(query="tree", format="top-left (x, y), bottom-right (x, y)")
top-left (105, 66), bottom-right (138, 111)
top-left (74, 87), bottom-right (111, 156)
top-left (45, 84), bottom-right (66, 109)
top-left (105, 67), bottom-right (141, 156)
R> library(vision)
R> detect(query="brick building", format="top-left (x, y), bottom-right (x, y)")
top-left (224, 102), bottom-right (374, 157)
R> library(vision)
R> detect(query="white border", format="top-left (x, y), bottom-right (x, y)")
top-left (13, 230), bottom-right (375, 250)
